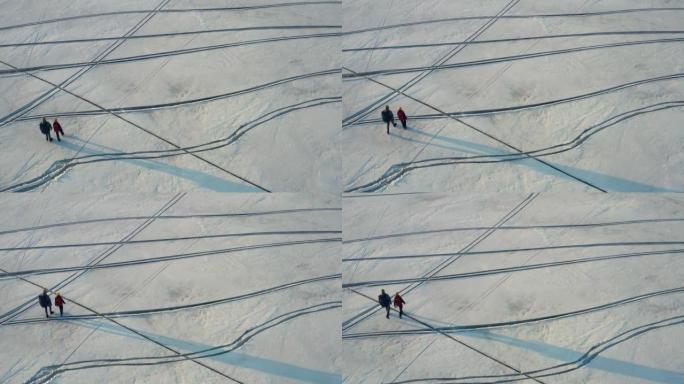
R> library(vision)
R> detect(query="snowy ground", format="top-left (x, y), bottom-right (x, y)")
top-left (0, 0), bottom-right (341, 193)
top-left (3, 1), bottom-right (684, 383)
top-left (0, 193), bottom-right (341, 383)
top-left (342, 0), bottom-right (684, 193)
top-left (341, 193), bottom-right (684, 383)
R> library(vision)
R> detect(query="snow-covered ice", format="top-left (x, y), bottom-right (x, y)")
top-left (2, 0), bottom-right (684, 383)
top-left (0, 193), bottom-right (341, 383)
top-left (0, 0), bottom-right (341, 193)
top-left (342, 192), bottom-right (684, 383)
top-left (342, 0), bottom-right (684, 193)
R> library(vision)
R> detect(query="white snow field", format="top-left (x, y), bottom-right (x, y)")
top-left (341, 0), bottom-right (684, 193)
top-left (0, 193), bottom-right (341, 383)
top-left (0, 0), bottom-right (341, 193)
top-left (342, 193), bottom-right (684, 383)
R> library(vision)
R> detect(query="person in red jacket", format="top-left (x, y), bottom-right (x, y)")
top-left (54, 292), bottom-right (65, 317)
top-left (52, 118), bottom-right (64, 142)
top-left (396, 107), bottom-right (407, 129)
top-left (393, 292), bottom-right (406, 318)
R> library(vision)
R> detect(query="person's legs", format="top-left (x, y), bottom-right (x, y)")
top-left (386, 121), bottom-right (390, 134)
top-left (49, 304), bottom-right (54, 314)
top-left (58, 305), bottom-right (63, 316)
top-left (401, 120), bottom-right (407, 129)
top-left (385, 305), bottom-right (390, 319)
top-left (399, 305), bottom-right (403, 318)
top-left (55, 131), bottom-right (61, 141)
top-left (44, 306), bottom-right (49, 318)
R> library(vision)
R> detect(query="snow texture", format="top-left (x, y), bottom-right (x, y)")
top-left (0, 0), bottom-right (341, 194)
top-left (342, 192), bottom-right (684, 383)
top-left (0, 193), bottom-right (341, 383)
top-left (342, 0), bottom-right (684, 193)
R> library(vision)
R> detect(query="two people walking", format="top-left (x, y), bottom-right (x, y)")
top-left (38, 289), bottom-right (65, 318)
top-left (39, 118), bottom-right (64, 142)
top-left (378, 289), bottom-right (406, 319)
top-left (381, 106), bottom-right (408, 134)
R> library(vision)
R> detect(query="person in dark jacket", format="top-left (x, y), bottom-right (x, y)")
top-left (54, 291), bottom-right (65, 317)
top-left (381, 105), bottom-right (396, 134)
top-left (52, 119), bottom-right (64, 142)
top-left (393, 292), bottom-right (406, 318)
top-left (396, 107), bottom-right (407, 129)
top-left (378, 289), bottom-right (391, 319)
top-left (39, 118), bottom-right (53, 142)
top-left (38, 289), bottom-right (54, 318)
